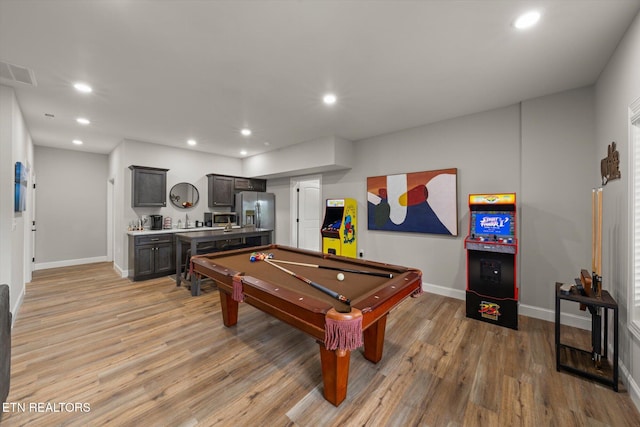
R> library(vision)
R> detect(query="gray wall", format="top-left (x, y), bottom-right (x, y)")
top-left (26, 86), bottom-right (598, 322)
top-left (349, 103), bottom-right (521, 292)
top-left (0, 85), bottom-right (34, 318)
top-left (3, 7), bottom-right (639, 410)
top-left (295, 92), bottom-right (595, 320)
top-left (109, 139), bottom-right (244, 274)
top-left (594, 10), bottom-right (640, 407)
top-left (34, 146), bottom-right (108, 266)
top-left (520, 88), bottom-right (596, 312)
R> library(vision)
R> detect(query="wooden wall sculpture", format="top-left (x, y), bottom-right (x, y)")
top-left (601, 141), bottom-right (621, 185)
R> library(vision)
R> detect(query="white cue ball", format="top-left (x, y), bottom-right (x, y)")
top-left (337, 273), bottom-right (345, 281)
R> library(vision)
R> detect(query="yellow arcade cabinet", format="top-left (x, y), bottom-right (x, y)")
top-left (321, 198), bottom-right (357, 258)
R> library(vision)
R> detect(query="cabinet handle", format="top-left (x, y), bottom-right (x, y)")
top-left (150, 238), bottom-right (160, 241)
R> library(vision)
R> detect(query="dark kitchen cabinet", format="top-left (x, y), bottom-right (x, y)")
top-left (128, 234), bottom-right (175, 281)
top-left (129, 165), bottom-right (169, 207)
top-left (207, 174), bottom-right (234, 207)
top-left (207, 174), bottom-right (267, 207)
top-left (251, 179), bottom-right (267, 192)
top-left (235, 177), bottom-right (266, 192)
top-left (233, 177), bottom-right (252, 191)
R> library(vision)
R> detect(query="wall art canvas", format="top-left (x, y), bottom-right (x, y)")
top-left (367, 168), bottom-right (457, 235)
top-left (14, 161), bottom-right (27, 212)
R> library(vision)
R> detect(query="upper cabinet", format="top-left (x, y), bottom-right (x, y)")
top-left (207, 174), bottom-right (268, 207)
top-left (207, 174), bottom-right (234, 207)
top-left (234, 177), bottom-right (266, 192)
top-left (129, 165), bottom-right (169, 207)
top-left (233, 177), bottom-right (251, 191)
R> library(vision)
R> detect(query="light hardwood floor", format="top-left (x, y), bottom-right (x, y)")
top-left (2, 262), bottom-right (639, 426)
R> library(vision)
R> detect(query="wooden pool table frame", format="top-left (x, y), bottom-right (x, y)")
top-left (191, 244), bottom-right (422, 406)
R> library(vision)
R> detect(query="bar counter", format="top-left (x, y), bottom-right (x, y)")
top-left (174, 227), bottom-right (273, 293)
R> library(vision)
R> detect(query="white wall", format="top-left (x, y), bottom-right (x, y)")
top-left (520, 88), bottom-right (596, 314)
top-left (323, 104), bottom-right (522, 296)
top-left (0, 85), bottom-right (34, 319)
top-left (595, 10), bottom-right (640, 411)
top-left (33, 146), bottom-right (108, 268)
top-left (110, 139), bottom-right (245, 274)
top-left (297, 92), bottom-right (594, 325)
top-left (243, 136), bottom-right (354, 178)
top-left (263, 175), bottom-right (304, 247)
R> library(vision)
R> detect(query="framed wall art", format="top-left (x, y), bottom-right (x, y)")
top-left (14, 161), bottom-right (27, 212)
top-left (367, 168), bottom-right (457, 235)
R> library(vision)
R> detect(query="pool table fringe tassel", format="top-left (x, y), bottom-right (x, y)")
top-left (232, 274), bottom-right (244, 302)
top-left (324, 311), bottom-right (363, 352)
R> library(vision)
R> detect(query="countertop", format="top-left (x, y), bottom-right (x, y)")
top-left (127, 225), bottom-right (242, 236)
top-left (174, 227), bottom-right (272, 239)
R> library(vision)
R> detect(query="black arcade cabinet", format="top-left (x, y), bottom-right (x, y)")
top-left (464, 193), bottom-right (518, 330)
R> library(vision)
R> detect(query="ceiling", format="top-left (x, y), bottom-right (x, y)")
top-left (1, 1), bottom-right (639, 158)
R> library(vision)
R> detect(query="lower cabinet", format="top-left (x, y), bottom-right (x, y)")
top-left (129, 234), bottom-right (175, 281)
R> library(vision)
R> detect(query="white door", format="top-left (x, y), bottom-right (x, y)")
top-left (290, 175), bottom-right (321, 251)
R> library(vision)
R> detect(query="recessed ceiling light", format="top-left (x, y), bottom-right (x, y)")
top-left (187, 139), bottom-right (197, 146)
top-left (72, 139), bottom-right (83, 145)
top-left (240, 150), bottom-right (248, 156)
top-left (323, 93), bottom-right (337, 105)
top-left (76, 117), bottom-right (90, 125)
top-left (73, 82), bottom-right (93, 93)
top-left (514, 11), bottom-right (541, 30)
top-left (241, 128), bottom-right (252, 137)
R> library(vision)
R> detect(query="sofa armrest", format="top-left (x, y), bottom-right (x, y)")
top-left (0, 284), bottom-right (10, 405)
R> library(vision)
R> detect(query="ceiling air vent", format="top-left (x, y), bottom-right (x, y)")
top-left (0, 60), bottom-right (37, 86)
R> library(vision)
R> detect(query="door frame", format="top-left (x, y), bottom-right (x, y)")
top-left (289, 174), bottom-right (321, 249)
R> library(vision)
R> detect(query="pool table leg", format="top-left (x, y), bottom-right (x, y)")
top-left (191, 275), bottom-right (201, 296)
top-left (219, 290), bottom-right (239, 327)
top-left (362, 314), bottom-right (388, 363)
top-left (319, 344), bottom-right (351, 406)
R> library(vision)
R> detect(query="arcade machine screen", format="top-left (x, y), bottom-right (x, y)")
top-left (471, 211), bottom-right (515, 240)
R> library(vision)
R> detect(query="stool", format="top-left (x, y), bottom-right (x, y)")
top-left (182, 244), bottom-right (218, 282)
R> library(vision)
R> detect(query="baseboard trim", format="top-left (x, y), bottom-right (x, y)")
top-left (34, 256), bottom-right (108, 271)
top-left (423, 282), bottom-right (465, 300)
top-left (112, 262), bottom-right (128, 278)
top-left (422, 282), bottom-right (590, 330)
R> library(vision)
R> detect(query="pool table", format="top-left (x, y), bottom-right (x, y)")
top-left (190, 244), bottom-right (423, 406)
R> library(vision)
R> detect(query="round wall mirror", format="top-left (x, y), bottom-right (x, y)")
top-left (170, 182), bottom-right (199, 209)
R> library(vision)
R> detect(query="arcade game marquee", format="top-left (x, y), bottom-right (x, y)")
top-left (322, 198), bottom-right (357, 258)
top-left (464, 193), bottom-right (518, 329)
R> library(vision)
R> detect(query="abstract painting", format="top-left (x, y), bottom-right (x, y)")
top-left (367, 168), bottom-right (457, 235)
top-left (14, 161), bottom-right (27, 212)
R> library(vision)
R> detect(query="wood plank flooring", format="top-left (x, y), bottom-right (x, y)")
top-left (2, 262), bottom-right (639, 426)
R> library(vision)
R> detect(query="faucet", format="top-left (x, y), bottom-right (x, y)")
top-left (185, 214), bottom-right (189, 228)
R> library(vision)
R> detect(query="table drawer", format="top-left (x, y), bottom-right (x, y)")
top-left (135, 234), bottom-right (173, 245)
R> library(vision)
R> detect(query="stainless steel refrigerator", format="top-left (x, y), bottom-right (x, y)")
top-left (235, 191), bottom-right (275, 229)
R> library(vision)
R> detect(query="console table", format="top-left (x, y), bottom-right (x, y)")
top-left (555, 282), bottom-right (618, 391)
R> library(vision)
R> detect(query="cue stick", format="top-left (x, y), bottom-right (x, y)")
top-left (596, 187), bottom-right (603, 297)
top-left (263, 259), bottom-right (351, 304)
top-left (591, 188), bottom-right (596, 276)
top-left (269, 259), bottom-right (393, 278)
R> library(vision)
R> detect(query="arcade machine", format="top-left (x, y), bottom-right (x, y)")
top-left (321, 198), bottom-right (357, 258)
top-left (464, 193), bottom-right (518, 329)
